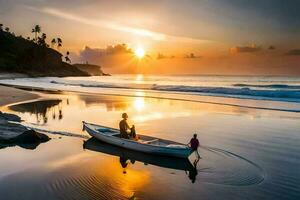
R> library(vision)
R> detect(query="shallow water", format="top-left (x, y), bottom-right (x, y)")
top-left (1, 91), bottom-right (300, 200)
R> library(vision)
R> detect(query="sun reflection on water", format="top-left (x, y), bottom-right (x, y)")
top-left (93, 157), bottom-right (150, 199)
top-left (135, 74), bottom-right (144, 82)
top-left (134, 97), bottom-right (145, 112)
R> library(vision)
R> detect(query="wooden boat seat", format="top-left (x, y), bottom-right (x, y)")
top-left (142, 139), bottom-right (159, 144)
top-left (97, 128), bottom-right (119, 136)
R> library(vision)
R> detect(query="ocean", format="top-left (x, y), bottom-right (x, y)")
top-left (0, 75), bottom-right (299, 200)
top-left (1, 75), bottom-right (300, 112)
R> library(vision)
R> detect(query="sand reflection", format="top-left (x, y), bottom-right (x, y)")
top-left (9, 99), bottom-right (64, 124)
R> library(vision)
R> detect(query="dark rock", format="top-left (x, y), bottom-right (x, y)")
top-left (0, 121), bottom-right (28, 139)
top-left (15, 129), bottom-right (50, 143)
top-left (0, 111), bottom-right (50, 150)
top-left (73, 63), bottom-right (110, 76)
top-left (0, 111), bottom-right (21, 122)
top-left (0, 129), bottom-right (50, 150)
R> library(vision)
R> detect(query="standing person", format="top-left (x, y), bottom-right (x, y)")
top-left (188, 134), bottom-right (201, 158)
top-left (119, 113), bottom-right (136, 139)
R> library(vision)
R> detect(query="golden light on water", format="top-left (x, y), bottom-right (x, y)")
top-left (135, 74), bottom-right (144, 81)
top-left (134, 97), bottom-right (145, 112)
top-left (93, 158), bottom-right (150, 199)
top-left (133, 91), bottom-right (145, 112)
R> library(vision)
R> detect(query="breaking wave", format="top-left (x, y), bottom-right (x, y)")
top-left (50, 80), bottom-right (300, 102)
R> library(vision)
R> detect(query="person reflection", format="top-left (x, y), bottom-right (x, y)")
top-left (119, 153), bottom-right (136, 174)
top-left (119, 154), bottom-right (129, 174)
top-left (188, 158), bottom-right (199, 183)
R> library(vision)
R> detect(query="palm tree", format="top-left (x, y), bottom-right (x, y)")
top-left (37, 33), bottom-right (47, 46)
top-left (32, 25), bottom-right (41, 42)
top-left (51, 38), bottom-right (56, 48)
top-left (57, 37), bottom-right (62, 50)
top-left (65, 51), bottom-right (71, 63)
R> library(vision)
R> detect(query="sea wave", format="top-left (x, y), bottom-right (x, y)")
top-left (152, 85), bottom-right (300, 100)
top-left (50, 80), bottom-right (300, 102)
top-left (233, 84), bottom-right (300, 89)
top-left (50, 81), bottom-right (133, 89)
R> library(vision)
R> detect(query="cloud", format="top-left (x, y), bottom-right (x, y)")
top-left (26, 6), bottom-right (213, 44)
top-left (285, 49), bottom-right (300, 56)
top-left (230, 45), bottom-right (262, 53)
top-left (156, 53), bottom-right (175, 60)
top-left (78, 44), bottom-right (133, 63)
top-left (156, 53), bottom-right (201, 59)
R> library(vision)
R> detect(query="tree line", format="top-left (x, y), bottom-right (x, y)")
top-left (0, 24), bottom-right (71, 63)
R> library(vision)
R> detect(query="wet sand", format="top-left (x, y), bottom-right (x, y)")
top-left (0, 86), bottom-right (39, 107)
top-left (0, 89), bottom-right (299, 200)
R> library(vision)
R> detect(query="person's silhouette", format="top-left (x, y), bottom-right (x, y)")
top-left (188, 134), bottom-right (201, 158)
top-left (119, 113), bottom-right (136, 139)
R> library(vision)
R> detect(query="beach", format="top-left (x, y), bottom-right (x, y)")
top-left (1, 1), bottom-right (300, 198)
top-left (0, 75), bottom-right (299, 200)
top-left (0, 85), bottom-right (39, 106)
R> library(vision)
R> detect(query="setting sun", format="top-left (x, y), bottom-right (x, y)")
top-left (134, 47), bottom-right (145, 58)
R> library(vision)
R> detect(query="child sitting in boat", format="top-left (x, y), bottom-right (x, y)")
top-left (188, 134), bottom-right (201, 158)
top-left (119, 113), bottom-right (136, 139)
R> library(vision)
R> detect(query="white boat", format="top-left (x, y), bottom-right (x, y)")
top-left (82, 121), bottom-right (192, 158)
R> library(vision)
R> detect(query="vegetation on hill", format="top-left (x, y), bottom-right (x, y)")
top-left (0, 24), bottom-right (88, 77)
top-left (73, 63), bottom-right (111, 76)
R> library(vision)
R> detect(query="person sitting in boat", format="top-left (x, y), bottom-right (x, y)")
top-left (188, 134), bottom-right (201, 158)
top-left (119, 113), bottom-right (136, 139)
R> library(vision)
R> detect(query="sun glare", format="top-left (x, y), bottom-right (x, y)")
top-left (134, 47), bottom-right (145, 58)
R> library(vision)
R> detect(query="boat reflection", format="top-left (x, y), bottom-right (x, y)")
top-left (83, 137), bottom-right (199, 183)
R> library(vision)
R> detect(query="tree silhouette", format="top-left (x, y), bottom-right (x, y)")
top-left (57, 38), bottom-right (62, 50)
top-left (51, 38), bottom-right (56, 48)
top-left (37, 33), bottom-right (48, 47)
top-left (5, 27), bottom-right (9, 32)
top-left (0, 24), bottom-right (3, 31)
top-left (65, 51), bottom-right (71, 63)
top-left (32, 25), bottom-right (41, 42)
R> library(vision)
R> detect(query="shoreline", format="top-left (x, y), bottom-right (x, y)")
top-left (1, 82), bottom-right (300, 114)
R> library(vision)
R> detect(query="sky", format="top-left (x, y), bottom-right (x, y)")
top-left (1, 0), bottom-right (300, 75)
